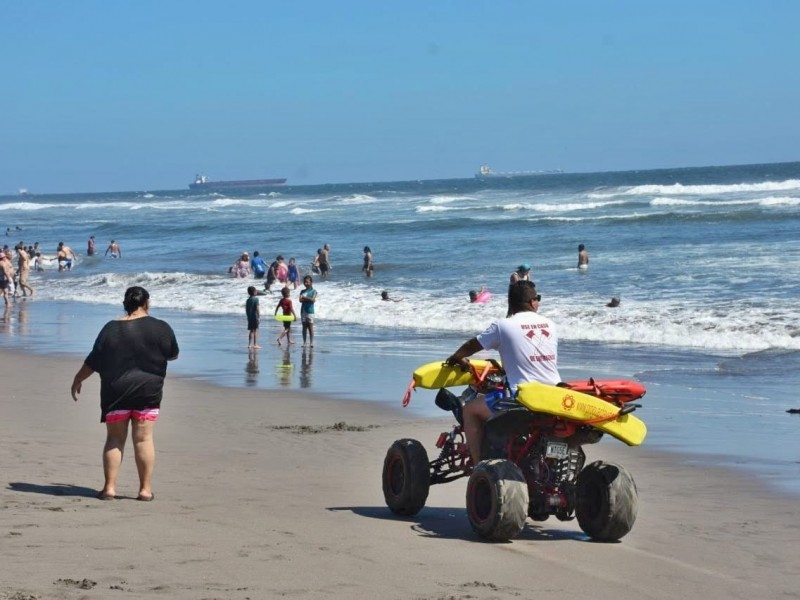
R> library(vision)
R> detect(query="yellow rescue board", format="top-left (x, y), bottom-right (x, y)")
top-left (516, 381), bottom-right (647, 446)
top-left (412, 360), bottom-right (496, 389)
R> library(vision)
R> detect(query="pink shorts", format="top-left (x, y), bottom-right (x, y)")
top-left (105, 408), bottom-right (160, 423)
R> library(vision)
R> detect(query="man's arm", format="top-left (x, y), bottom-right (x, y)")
top-left (446, 337), bottom-right (483, 367)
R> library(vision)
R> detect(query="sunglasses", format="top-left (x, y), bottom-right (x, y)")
top-left (534, 294), bottom-right (542, 302)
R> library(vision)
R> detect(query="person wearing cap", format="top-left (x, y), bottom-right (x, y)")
top-left (507, 264), bottom-right (532, 317)
top-left (447, 280), bottom-right (560, 466)
top-left (510, 263), bottom-right (532, 285)
top-left (0, 252), bottom-right (14, 305)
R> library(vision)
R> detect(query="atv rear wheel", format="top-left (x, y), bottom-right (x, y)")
top-left (466, 459), bottom-right (528, 542)
top-left (575, 461), bottom-right (638, 542)
top-left (383, 439), bottom-right (430, 516)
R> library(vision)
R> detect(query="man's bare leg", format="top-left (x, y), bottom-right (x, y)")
top-left (463, 398), bottom-right (493, 466)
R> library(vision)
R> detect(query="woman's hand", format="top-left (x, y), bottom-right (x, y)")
top-left (71, 377), bottom-right (82, 402)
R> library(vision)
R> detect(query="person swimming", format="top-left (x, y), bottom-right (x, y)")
top-left (469, 286), bottom-right (491, 303)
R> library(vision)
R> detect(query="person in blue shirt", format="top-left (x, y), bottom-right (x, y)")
top-left (287, 257), bottom-right (299, 289)
top-left (299, 275), bottom-right (318, 347)
top-left (250, 251), bottom-right (267, 279)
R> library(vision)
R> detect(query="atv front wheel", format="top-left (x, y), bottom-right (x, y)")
top-left (383, 439), bottom-right (430, 516)
top-left (575, 461), bottom-right (638, 542)
top-left (466, 459), bottom-right (528, 542)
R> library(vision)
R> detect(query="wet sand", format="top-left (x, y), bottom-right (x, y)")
top-left (2, 348), bottom-right (799, 600)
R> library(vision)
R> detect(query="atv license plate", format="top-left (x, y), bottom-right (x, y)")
top-left (545, 441), bottom-right (569, 459)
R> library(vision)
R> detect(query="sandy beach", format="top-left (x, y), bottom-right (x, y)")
top-left (2, 347), bottom-right (799, 600)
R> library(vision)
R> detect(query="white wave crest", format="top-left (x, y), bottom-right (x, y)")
top-left (623, 179), bottom-right (800, 196)
top-left (268, 200), bottom-right (293, 209)
top-left (430, 195), bottom-right (475, 204)
top-left (416, 205), bottom-right (468, 213)
top-left (339, 194), bottom-right (376, 205)
top-left (0, 202), bottom-right (60, 211)
top-left (289, 207), bottom-right (330, 215)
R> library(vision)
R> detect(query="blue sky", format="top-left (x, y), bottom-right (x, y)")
top-left (2, 1), bottom-right (798, 193)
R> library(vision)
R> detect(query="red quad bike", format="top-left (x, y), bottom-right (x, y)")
top-left (382, 360), bottom-right (647, 542)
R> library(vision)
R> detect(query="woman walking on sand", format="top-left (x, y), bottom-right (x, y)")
top-left (71, 286), bottom-right (179, 501)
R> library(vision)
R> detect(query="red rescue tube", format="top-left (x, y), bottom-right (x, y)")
top-left (562, 378), bottom-right (646, 404)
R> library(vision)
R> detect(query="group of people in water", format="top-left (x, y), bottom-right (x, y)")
top-left (0, 236), bottom-right (125, 306)
top-left (0, 243), bottom-right (35, 305)
top-left (463, 245), bottom-right (616, 308)
top-left (230, 243), bottom-right (337, 290)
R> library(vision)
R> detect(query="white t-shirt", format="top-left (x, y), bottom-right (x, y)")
top-left (476, 311), bottom-right (561, 390)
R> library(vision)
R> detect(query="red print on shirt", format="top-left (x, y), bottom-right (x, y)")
top-left (525, 326), bottom-right (550, 339)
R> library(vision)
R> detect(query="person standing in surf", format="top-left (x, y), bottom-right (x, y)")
top-left (15, 244), bottom-right (34, 297)
top-left (318, 244), bottom-right (331, 280)
top-left (578, 244), bottom-right (589, 270)
top-left (287, 257), bottom-right (299, 289)
top-left (250, 251), bottom-right (267, 279)
top-left (363, 246), bottom-right (373, 278)
top-left (246, 286), bottom-right (263, 349)
top-left (299, 275), bottom-right (317, 347)
top-left (507, 264), bottom-right (532, 317)
top-left (105, 240), bottom-right (122, 258)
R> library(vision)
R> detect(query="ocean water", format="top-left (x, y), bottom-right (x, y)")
top-left (2, 162), bottom-right (799, 492)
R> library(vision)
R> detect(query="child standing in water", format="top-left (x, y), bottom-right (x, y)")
top-left (299, 275), bottom-right (317, 347)
top-left (275, 287), bottom-right (298, 346)
top-left (287, 257), bottom-right (299, 289)
top-left (245, 286), bottom-right (262, 349)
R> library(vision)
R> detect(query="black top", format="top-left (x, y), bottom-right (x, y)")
top-left (85, 316), bottom-right (179, 420)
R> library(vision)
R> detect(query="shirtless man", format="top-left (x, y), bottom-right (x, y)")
top-left (15, 244), bottom-right (34, 296)
top-left (577, 244), bottom-right (589, 269)
top-left (57, 242), bottom-right (75, 271)
top-left (318, 244), bottom-right (331, 280)
top-left (0, 253), bottom-right (13, 305)
top-left (105, 240), bottom-right (122, 258)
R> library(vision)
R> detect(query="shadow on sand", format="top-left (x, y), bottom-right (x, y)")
top-left (327, 505), bottom-right (589, 543)
top-left (8, 482), bottom-right (98, 498)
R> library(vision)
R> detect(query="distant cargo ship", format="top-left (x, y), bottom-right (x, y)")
top-left (475, 164), bottom-right (564, 180)
top-left (189, 174), bottom-right (287, 191)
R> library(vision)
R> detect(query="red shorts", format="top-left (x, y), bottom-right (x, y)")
top-left (105, 408), bottom-right (160, 423)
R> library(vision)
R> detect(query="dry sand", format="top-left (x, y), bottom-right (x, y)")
top-left (2, 348), bottom-right (798, 600)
